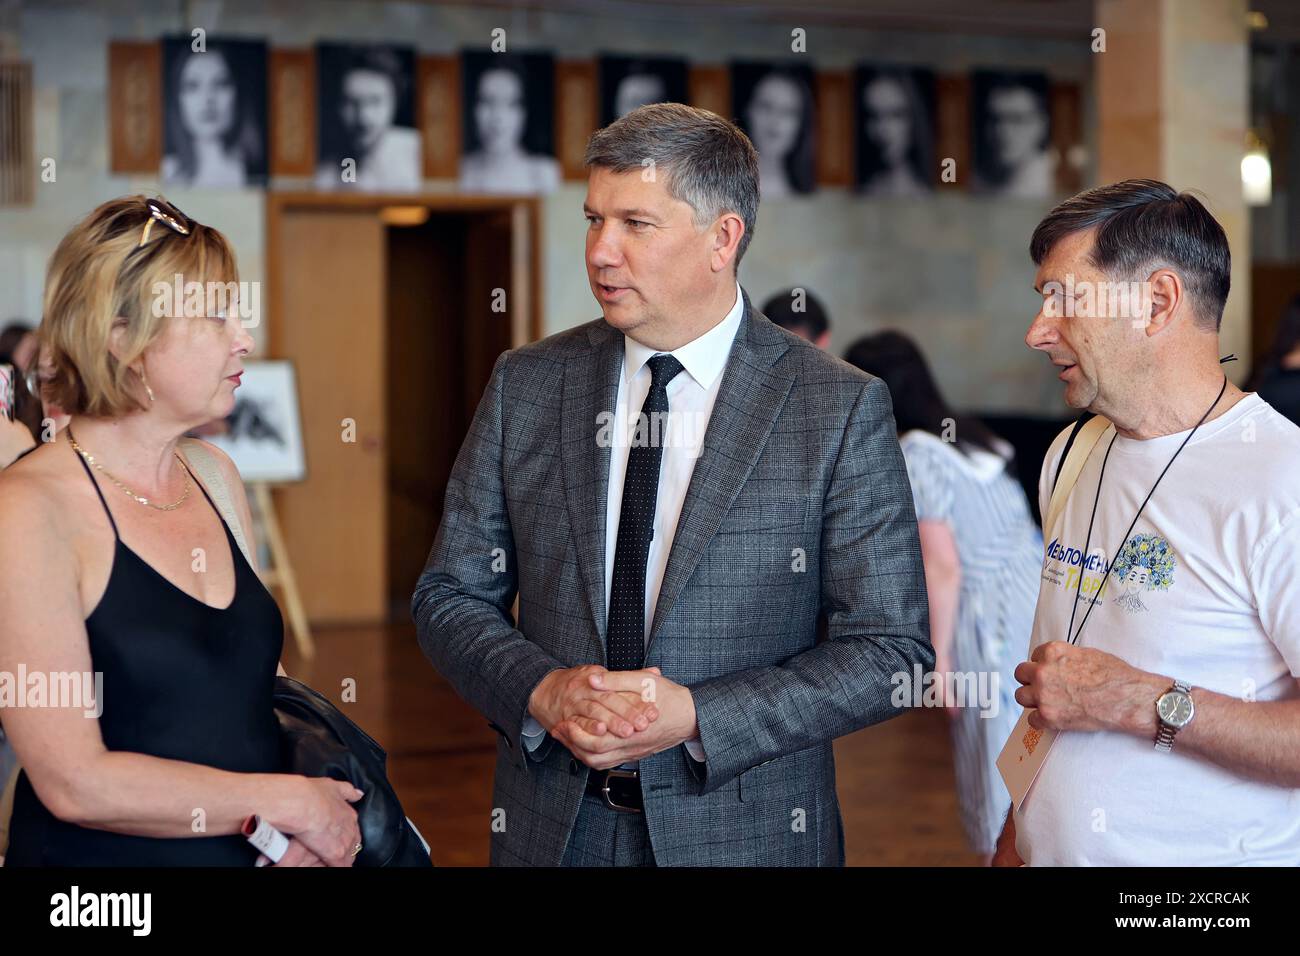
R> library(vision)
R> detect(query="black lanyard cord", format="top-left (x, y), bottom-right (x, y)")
top-left (1064, 374), bottom-right (1230, 647)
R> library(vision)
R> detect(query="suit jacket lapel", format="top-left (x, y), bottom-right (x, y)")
top-left (646, 290), bottom-right (794, 656)
top-left (561, 320), bottom-right (623, 664)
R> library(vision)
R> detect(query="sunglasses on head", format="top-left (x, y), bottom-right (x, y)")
top-left (117, 198), bottom-right (195, 282)
top-left (136, 198), bottom-right (193, 248)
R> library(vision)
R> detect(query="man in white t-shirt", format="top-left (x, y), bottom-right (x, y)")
top-left (993, 179), bottom-right (1300, 866)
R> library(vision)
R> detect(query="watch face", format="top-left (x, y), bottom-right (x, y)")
top-left (1158, 691), bottom-right (1194, 726)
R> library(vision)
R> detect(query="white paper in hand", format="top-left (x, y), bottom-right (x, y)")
top-left (996, 708), bottom-right (1059, 810)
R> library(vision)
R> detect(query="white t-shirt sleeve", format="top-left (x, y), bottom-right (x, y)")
top-left (1248, 508), bottom-right (1300, 677)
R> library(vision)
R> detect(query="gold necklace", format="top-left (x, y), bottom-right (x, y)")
top-left (66, 426), bottom-right (192, 511)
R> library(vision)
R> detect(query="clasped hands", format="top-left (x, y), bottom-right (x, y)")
top-left (528, 664), bottom-right (699, 770)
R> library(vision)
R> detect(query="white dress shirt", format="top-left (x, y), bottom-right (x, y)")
top-left (522, 281), bottom-right (745, 766)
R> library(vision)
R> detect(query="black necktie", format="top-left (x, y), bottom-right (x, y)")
top-left (606, 353), bottom-right (685, 671)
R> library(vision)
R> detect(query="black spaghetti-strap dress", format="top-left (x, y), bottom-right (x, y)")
top-left (5, 452), bottom-right (284, 866)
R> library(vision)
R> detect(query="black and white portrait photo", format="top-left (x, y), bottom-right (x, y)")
top-left (598, 55), bottom-right (688, 126)
top-left (854, 65), bottom-right (936, 197)
top-left (459, 51), bottom-right (560, 195)
top-left (732, 62), bottom-right (815, 198)
top-left (971, 69), bottom-right (1053, 198)
top-left (315, 43), bottom-right (421, 192)
top-left (162, 36), bottom-right (267, 188)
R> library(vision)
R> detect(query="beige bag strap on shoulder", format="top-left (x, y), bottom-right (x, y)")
top-left (1043, 414), bottom-right (1113, 540)
top-left (179, 438), bottom-right (254, 569)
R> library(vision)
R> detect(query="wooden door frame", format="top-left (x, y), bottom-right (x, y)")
top-left (262, 192), bottom-right (541, 627)
top-left (264, 191), bottom-right (544, 357)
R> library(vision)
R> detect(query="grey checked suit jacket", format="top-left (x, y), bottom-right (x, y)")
top-left (411, 288), bottom-right (933, 866)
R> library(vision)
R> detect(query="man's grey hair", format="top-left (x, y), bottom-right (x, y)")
top-left (583, 102), bottom-right (760, 270)
top-left (1030, 179), bottom-right (1231, 331)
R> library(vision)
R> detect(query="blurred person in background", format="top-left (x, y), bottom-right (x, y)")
top-left (1248, 292), bottom-right (1300, 427)
top-left (845, 330), bottom-right (1041, 861)
top-left (761, 287), bottom-right (831, 349)
top-left (0, 323), bottom-right (38, 374)
top-left (0, 323), bottom-right (43, 861)
top-left (0, 323), bottom-right (40, 467)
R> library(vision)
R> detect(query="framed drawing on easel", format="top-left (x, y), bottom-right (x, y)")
top-left (207, 359), bottom-right (306, 483)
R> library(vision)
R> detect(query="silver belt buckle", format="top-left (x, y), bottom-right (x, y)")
top-left (600, 768), bottom-right (642, 813)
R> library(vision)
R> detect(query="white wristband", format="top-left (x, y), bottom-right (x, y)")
top-left (242, 814), bottom-right (290, 865)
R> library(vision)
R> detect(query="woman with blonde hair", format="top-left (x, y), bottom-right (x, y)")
top-left (0, 196), bottom-right (362, 866)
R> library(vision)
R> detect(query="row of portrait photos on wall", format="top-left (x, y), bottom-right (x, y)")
top-left (159, 35), bottom-right (1068, 198)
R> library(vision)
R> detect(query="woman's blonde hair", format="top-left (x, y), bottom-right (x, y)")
top-left (39, 195), bottom-right (239, 418)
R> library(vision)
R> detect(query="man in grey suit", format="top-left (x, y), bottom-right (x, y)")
top-left (412, 102), bottom-right (933, 866)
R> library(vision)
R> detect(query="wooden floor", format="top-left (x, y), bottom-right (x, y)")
top-left (283, 623), bottom-right (982, 866)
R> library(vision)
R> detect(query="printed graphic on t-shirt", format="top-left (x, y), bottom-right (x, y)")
top-left (1041, 531), bottom-right (1178, 614)
top-left (1109, 532), bottom-right (1176, 612)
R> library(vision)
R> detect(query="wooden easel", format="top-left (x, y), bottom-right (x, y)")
top-left (250, 483), bottom-right (314, 659)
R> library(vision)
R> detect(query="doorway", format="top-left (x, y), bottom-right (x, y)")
top-left (385, 210), bottom-right (517, 619)
top-left (267, 194), bottom-right (540, 626)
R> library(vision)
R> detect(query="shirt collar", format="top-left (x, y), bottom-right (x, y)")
top-left (623, 281), bottom-right (744, 391)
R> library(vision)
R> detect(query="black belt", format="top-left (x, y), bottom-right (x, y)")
top-left (585, 767), bottom-right (643, 813)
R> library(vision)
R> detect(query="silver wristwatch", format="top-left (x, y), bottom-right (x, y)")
top-left (1154, 679), bottom-right (1195, 752)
